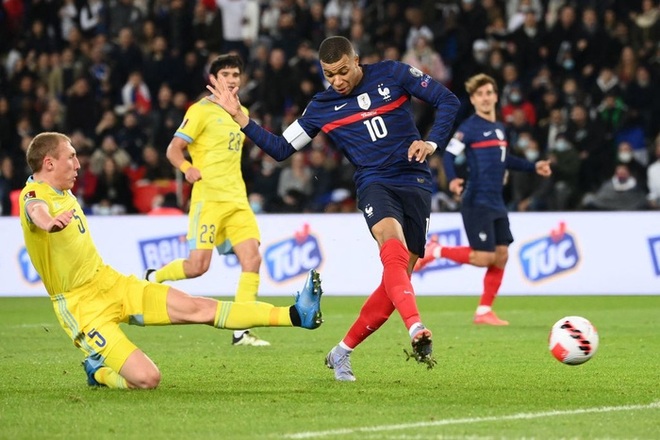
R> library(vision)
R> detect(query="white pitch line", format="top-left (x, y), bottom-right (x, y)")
top-left (280, 401), bottom-right (660, 439)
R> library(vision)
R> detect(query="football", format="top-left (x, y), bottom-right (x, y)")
top-left (549, 316), bottom-right (599, 365)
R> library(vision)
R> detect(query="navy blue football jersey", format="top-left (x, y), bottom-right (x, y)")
top-left (443, 114), bottom-right (534, 212)
top-left (242, 60), bottom-right (459, 194)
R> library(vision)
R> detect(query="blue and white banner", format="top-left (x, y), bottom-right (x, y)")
top-left (1, 212), bottom-right (658, 296)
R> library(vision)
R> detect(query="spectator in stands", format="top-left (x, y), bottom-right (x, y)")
top-left (0, 96), bottom-right (16, 156)
top-left (140, 145), bottom-right (175, 183)
top-left (109, 27), bottom-right (143, 92)
top-left (582, 162), bottom-right (648, 210)
top-left (191, 1), bottom-right (224, 55)
top-left (94, 109), bottom-right (121, 145)
top-left (547, 132), bottom-right (581, 210)
top-left (65, 76), bottom-right (98, 137)
top-left (215, 0), bottom-right (250, 61)
top-left (90, 155), bottom-right (135, 215)
top-left (108, 0), bottom-right (143, 40)
top-left (47, 48), bottom-right (82, 101)
top-left (306, 147), bottom-right (336, 212)
top-left (501, 83), bottom-right (537, 126)
top-left (647, 136), bottom-right (660, 209)
top-left (115, 111), bottom-right (148, 165)
top-left (615, 141), bottom-right (648, 191)
top-left (0, 155), bottom-right (23, 216)
top-left (248, 152), bottom-right (281, 213)
top-left (117, 70), bottom-right (152, 117)
top-left (624, 64), bottom-right (658, 139)
top-left (142, 35), bottom-right (177, 99)
top-left (509, 9), bottom-right (546, 76)
top-left (259, 48), bottom-right (295, 133)
top-left (508, 134), bottom-right (552, 212)
top-left (566, 103), bottom-right (606, 192)
top-left (90, 134), bottom-right (131, 175)
top-left (277, 152), bottom-right (312, 209)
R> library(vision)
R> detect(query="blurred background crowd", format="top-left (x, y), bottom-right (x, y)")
top-left (1, 0), bottom-right (659, 216)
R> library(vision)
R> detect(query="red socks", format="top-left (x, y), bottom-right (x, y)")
top-left (480, 265), bottom-right (504, 306)
top-left (342, 280), bottom-right (394, 349)
top-left (380, 239), bottom-right (420, 329)
top-left (440, 246), bottom-right (471, 264)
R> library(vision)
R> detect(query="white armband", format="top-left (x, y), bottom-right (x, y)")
top-left (446, 137), bottom-right (465, 156)
top-left (282, 120), bottom-right (313, 151)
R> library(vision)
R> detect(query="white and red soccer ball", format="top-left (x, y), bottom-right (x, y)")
top-left (549, 316), bottom-right (599, 365)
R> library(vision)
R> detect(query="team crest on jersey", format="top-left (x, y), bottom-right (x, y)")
top-left (495, 129), bottom-right (505, 140)
top-left (357, 93), bottom-right (371, 110)
top-left (377, 84), bottom-right (391, 101)
top-left (409, 66), bottom-right (423, 77)
top-left (179, 118), bottom-right (189, 130)
top-left (23, 191), bottom-right (36, 201)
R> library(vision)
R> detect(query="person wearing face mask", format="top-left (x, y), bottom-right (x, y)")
top-left (547, 133), bottom-right (581, 210)
top-left (508, 133), bottom-right (553, 212)
top-left (615, 141), bottom-right (647, 191)
top-left (582, 162), bottom-right (648, 210)
top-left (501, 84), bottom-right (537, 126)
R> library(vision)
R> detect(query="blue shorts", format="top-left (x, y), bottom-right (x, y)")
top-left (357, 184), bottom-right (431, 256)
top-left (461, 206), bottom-right (513, 252)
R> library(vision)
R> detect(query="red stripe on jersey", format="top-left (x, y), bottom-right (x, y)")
top-left (472, 139), bottom-right (507, 148)
top-left (321, 95), bottom-right (408, 133)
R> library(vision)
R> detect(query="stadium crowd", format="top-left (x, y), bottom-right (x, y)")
top-left (1, 0), bottom-right (659, 216)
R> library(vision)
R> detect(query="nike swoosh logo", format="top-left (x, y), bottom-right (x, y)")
top-left (483, 131), bottom-right (493, 136)
top-left (334, 103), bottom-right (347, 111)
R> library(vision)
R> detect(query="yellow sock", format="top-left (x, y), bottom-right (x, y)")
top-left (214, 301), bottom-right (292, 329)
top-left (235, 272), bottom-right (259, 303)
top-left (95, 367), bottom-right (129, 389)
top-left (155, 259), bottom-right (186, 282)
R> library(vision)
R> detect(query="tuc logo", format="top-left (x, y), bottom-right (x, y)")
top-left (649, 236), bottom-right (660, 276)
top-left (414, 228), bottom-right (462, 274)
top-left (264, 223), bottom-right (321, 282)
top-left (18, 247), bottom-right (41, 283)
top-left (519, 222), bottom-right (579, 282)
top-left (138, 234), bottom-right (188, 269)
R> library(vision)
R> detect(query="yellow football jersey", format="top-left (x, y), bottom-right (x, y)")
top-left (19, 178), bottom-right (103, 296)
top-left (175, 98), bottom-right (249, 203)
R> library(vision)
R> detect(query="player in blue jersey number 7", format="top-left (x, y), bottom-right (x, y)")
top-left (207, 36), bottom-right (460, 380)
top-left (415, 74), bottom-right (552, 325)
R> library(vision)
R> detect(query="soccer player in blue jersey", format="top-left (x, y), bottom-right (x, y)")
top-left (206, 36), bottom-right (460, 380)
top-left (415, 73), bottom-right (551, 325)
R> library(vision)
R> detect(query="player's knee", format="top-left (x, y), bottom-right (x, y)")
top-left (241, 252), bottom-right (261, 271)
top-left (187, 260), bottom-right (210, 278)
top-left (132, 368), bottom-right (161, 389)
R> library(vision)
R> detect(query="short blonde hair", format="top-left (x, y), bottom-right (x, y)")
top-left (465, 73), bottom-right (498, 96)
top-left (26, 132), bottom-right (71, 173)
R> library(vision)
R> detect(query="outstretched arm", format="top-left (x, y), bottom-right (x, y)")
top-left (26, 201), bottom-right (73, 232)
top-left (206, 75), bottom-right (298, 161)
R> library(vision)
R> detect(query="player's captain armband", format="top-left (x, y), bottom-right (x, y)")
top-left (446, 137), bottom-right (466, 155)
top-left (283, 120), bottom-right (313, 150)
top-left (179, 161), bottom-right (192, 173)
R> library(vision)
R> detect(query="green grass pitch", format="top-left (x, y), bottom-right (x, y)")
top-left (1, 295), bottom-right (658, 439)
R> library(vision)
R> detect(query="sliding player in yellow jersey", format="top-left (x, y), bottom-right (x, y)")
top-left (19, 132), bottom-right (322, 389)
top-left (144, 54), bottom-right (268, 346)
